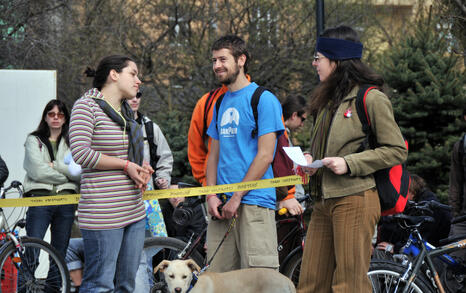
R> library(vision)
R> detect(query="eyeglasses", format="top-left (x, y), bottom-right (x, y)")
top-left (313, 54), bottom-right (320, 63)
top-left (47, 112), bottom-right (65, 119)
top-left (136, 91), bottom-right (142, 99)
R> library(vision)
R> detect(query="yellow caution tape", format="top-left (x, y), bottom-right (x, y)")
top-left (0, 175), bottom-right (304, 207)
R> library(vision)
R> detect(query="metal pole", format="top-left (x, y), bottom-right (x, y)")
top-left (316, 0), bottom-right (325, 38)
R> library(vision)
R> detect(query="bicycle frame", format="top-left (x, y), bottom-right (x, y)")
top-left (398, 229), bottom-right (466, 293)
top-left (0, 186), bottom-right (23, 251)
top-left (402, 235), bottom-right (459, 267)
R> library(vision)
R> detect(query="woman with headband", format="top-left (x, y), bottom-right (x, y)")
top-left (298, 26), bottom-right (407, 292)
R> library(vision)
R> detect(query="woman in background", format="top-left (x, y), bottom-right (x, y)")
top-left (23, 99), bottom-right (79, 289)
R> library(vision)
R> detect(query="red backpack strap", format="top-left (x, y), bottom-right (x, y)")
top-left (36, 137), bottom-right (43, 151)
top-left (355, 85), bottom-right (378, 151)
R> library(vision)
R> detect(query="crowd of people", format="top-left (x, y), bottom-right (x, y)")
top-left (0, 25), bottom-right (464, 293)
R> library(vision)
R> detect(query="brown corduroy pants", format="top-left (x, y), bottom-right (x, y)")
top-left (297, 189), bottom-right (380, 293)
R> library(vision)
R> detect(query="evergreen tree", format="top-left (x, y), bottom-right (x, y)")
top-left (153, 110), bottom-right (196, 185)
top-left (381, 16), bottom-right (466, 200)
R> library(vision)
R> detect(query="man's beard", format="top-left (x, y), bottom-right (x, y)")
top-left (217, 65), bottom-right (240, 85)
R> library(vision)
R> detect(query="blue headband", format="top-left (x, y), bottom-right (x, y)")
top-left (316, 37), bottom-right (363, 60)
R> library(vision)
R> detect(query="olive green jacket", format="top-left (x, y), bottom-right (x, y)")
top-left (319, 86), bottom-right (408, 199)
top-left (23, 135), bottom-right (80, 194)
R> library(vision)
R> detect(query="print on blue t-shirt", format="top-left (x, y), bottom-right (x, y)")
top-left (207, 82), bottom-right (284, 209)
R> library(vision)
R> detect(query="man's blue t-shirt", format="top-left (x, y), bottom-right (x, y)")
top-left (207, 82), bottom-right (284, 209)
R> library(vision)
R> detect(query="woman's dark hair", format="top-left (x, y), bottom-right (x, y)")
top-left (85, 55), bottom-right (135, 90)
top-left (309, 25), bottom-right (384, 113)
top-left (212, 35), bottom-right (250, 74)
top-left (31, 99), bottom-right (70, 147)
top-left (282, 95), bottom-right (307, 120)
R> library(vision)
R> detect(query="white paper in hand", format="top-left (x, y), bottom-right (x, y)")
top-left (283, 147), bottom-right (324, 168)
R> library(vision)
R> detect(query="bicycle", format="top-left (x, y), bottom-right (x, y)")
top-left (368, 200), bottom-right (466, 293)
top-left (143, 192), bottom-right (310, 292)
top-left (0, 181), bottom-right (71, 293)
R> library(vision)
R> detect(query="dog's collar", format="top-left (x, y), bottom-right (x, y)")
top-left (187, 272), bottom-right (198, 293)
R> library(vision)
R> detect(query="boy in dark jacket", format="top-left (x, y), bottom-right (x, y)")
top-left (376, 174), bottom-right (452, 254)
top-left (0, 155), bottom-right (8, 187)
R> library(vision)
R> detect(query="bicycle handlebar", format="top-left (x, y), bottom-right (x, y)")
top-left (406, 200), bottom-right (451, 213)
top-left (452, 214), bottom-right (466, 225)
top-left (177, 182), bottom-right (200, 189)
top-left (1, 180), bottom-right (24, 199)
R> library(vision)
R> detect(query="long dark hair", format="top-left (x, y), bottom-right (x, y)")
top-left (84, 55), bottom-right (134, 90)
top-left (309, 26), bottom-right (384, 113)
top-left (31, 99), bottom-right (70, 147)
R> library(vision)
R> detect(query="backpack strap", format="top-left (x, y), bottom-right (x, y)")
top-left (214, 86), bottom-right (267, 138)
top-left (460, 133), bottom-right (465, 183)
top-left (461, 133), bottom-right (466, 164)
top-left (250, 86), bottom-right (266, 138)
top-left (214, 93), bottom-right (226, 133)
top-left (203, 88), bottom-right (222, 139)
top-left (36, 135), bottom-right (55, 162)
top-left (355, 85), bottom-right (378, 151)
top-left (143, 118), bottom-right (160, 174)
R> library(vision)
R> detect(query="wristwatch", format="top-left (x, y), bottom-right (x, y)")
top-left (385, 244), bottom-right (393, 253)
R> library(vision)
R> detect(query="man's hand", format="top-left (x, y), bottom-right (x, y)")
top-left (278, 198), bottom-right (303, 216)
top-left (376, 241), bottom-right (394, 254)
top-left (167, 185), bottom-right (185, 207)
top-left (207, 195), bottom-right (223, 220)
top-left (168, 197), bottom-right (184, 208)
top-left (155, 178), bottom-right (169, 189)
top-left (222, 193), bottom-right (241, 219)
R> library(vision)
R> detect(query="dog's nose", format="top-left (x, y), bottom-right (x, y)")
top-left (175, 288), bottom-right (182, 293)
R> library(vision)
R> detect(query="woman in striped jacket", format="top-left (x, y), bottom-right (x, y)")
top-left (69, 55), bottom-right (152, 293)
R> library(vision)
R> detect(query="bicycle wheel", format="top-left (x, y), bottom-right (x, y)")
top-left (0, 236), bottom-right (70, 293)
top-left (143, 237), bottom-right (204, 293)
top-left (280, 248), bottom-right (302, 288)
top-left (368, 260), bottom-right (434, 293)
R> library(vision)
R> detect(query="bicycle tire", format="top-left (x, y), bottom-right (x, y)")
top-left (368, 260), bottom-right (435, 293)
top-left (143, 237), bottom-right (204, 293)
top-left (280, 248), bottom-right (302, 288)
top-left (0, 236), bottom-right (70, 293)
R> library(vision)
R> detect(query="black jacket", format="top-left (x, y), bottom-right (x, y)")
top-left (0, 155), bottom-right (9, 187)
top-left (378, 189), bottom-right (452, 251)
top-left (449, 138), bottom-right (466, 217)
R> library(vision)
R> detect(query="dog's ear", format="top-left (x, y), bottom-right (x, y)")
top-left (185, 259), bottom-right (201, 273)
top-left (154, 260), bottom-right (171, 273)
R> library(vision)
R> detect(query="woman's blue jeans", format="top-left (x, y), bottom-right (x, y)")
top-left (79, 219), bottom-right (145, 293)
top-left (25, 203), bottom-right (76, 290)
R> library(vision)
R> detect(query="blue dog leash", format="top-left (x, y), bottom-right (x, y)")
top-left (187, 272), bottom-right (198, 292)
